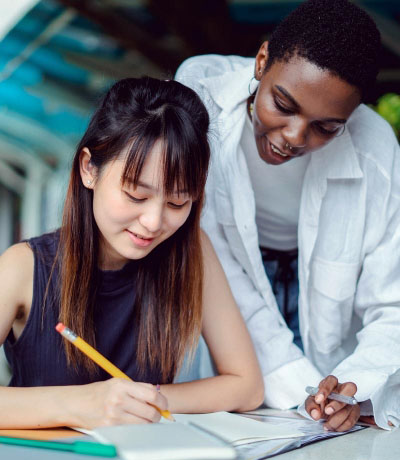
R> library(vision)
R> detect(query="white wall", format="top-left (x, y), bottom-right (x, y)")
top-left (0, 0), bottom-right (39, 40)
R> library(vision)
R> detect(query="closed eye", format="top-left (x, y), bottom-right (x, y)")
top-left (273, 97), bottom-right (295, 115)
top-left (313, 123), bottom-right (344, 136)
top-left (125, 192), bottom-right (146, 203)
top-left (168, 201), bottom-right (188, 209)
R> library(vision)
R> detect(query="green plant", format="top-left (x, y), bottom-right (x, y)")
top-left (373, 93), bottom-right (400, 139)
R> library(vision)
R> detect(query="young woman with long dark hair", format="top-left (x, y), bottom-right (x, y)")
top-left (0, 77), bottom-right (264, 428)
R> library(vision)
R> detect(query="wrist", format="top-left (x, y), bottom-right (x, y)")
top-left (55, 384), bottom-right (89, 428)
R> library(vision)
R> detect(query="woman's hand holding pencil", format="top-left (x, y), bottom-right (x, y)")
top-left (69, 378), bottom-right (169, 428)
top-left (56, 323), bottom-right (174, 427)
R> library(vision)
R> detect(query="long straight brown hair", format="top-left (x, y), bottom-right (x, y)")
top-left (57, 77), bottom-right (210, 382)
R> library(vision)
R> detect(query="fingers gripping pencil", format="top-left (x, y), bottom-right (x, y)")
top-left (56, 323), bottom-right (175, 422)
top-left (305, 386), bottom-right (358, 406)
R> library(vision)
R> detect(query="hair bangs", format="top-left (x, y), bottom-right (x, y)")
top-left (120, 104), bottom-right (208, 201)
top-left (120, 118), bottom-right (162, 188)
top-left (160, 106), bottom-right (208, 201)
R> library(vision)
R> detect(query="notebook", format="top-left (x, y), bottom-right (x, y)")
top-left (235, 412), bottom-right (365, 460)
top-left (171, 412), bottom-right (304, 446)
top-left (86, 411), bottom-right (304, 460)
top-left (90, 421), bottom-right (237, 460)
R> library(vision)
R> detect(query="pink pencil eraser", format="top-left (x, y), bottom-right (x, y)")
top-left (55, 322), bottom-right (65, 333)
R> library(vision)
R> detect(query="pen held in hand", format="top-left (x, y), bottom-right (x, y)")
top-left (305, 386), bottom-right (358, 406)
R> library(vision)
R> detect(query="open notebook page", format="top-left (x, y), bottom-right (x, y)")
top-left (170, 412), bottom-right (304, 446)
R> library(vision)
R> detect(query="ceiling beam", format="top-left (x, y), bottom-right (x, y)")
top-left (57, 0), bottom-right (188, 72)
top-left (147, 0), bottom-right (235, 56)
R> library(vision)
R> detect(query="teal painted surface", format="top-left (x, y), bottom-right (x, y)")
top-left (230, 1), bottom-right (400, 24)
top-left (1, 0), bottom-right (398, 164)
top-left (0, 0), bottom-right (125, 163)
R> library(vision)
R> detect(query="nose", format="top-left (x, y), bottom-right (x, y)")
top-left (139, 203), bottom-right (163, 234)
top-left (282, 116), bottom-right (308, 150)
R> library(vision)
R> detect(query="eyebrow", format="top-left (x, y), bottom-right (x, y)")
top-left (274, 85), bottom-right (347, 124)
top-left (125, 178), bottom-right (188, 195)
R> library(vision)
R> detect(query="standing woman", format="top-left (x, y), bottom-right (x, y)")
top-left (176, 0), bottom-right (400, 430)
top-left (0, 77), bottom-right (264, 429)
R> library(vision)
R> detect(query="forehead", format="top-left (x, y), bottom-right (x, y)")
top-left (119, 141), bottom-right (188, 195)
top-left (261, 56), bottom-right (360, 117)
top-left (119, 140), bottom-right (164, 185)
top-left (99, 141), bottom-right (162, 182)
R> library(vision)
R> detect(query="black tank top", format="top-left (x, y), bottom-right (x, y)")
top-left (4, 231), bottom-right (163, 386)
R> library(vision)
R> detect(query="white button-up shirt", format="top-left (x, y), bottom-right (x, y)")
top-left (176, 54), bottom-right (400, 429)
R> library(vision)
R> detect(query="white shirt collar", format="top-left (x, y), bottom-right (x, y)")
top-left (199, 63), bottom-right (254, 113)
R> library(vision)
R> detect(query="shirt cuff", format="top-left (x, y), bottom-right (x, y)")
top-left (332, 368), bottom-right (388, 403)
top-left (369, 370), bottom-right (400, 430)
top-left (263, 357), bottom-right (323, 409)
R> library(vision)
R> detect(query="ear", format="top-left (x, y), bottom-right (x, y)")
top-left (79, 147), bottom-right (97, 189)
top-left (254, 41), bottom-right (269, 81)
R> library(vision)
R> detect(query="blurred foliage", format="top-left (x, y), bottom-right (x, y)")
top-left (371, 93), bottom-right (400, 139)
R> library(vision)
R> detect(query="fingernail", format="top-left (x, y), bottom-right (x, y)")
top-left (311, 409), bottom-right (319, 420)
top-left (315, 394), bottom-right (324, 404)
top-left (156, 384), bottom-right (160, 392)
top-left (325, 407), bottom-right (334, 415)
top-left (323, 425), bottom-right (330, 431)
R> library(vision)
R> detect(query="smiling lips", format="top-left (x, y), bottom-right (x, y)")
top-left (133, 232), bottom-right (152, 240)
top-left (270, 142), bottom-right (289, 157)
top-left (126, 229), bottom-right (154, 247)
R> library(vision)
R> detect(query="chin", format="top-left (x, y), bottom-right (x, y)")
top-left (126, 248), bottom-right (152, 261)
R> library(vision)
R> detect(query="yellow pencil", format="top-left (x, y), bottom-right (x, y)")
top-left (55, 322), bottom-right (175, 422)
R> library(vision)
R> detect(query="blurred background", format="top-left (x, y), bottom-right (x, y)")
top-left (0, 0), bottom-right (399, 384)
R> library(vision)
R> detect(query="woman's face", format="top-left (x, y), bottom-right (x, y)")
top-left (252, 45), bottom-right (361, 165)
top-left (83, 141), bottom-right (193, 270)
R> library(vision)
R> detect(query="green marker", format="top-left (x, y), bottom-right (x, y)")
top-left (0, 436), bottom-right (117, 457)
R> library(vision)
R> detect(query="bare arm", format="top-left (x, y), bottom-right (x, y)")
top-left (160, 231), bottom-right (264, 413)
top-left (0, 244), bottom-right (166, 429)
top-left (0, 243), bottom-right (33, 347)
top-left (0, 380), bottom-right (168, 429)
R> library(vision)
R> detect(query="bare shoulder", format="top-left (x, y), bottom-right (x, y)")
top-left (0, 241), bottom-right (33, 273)
top-left (200, 229), bottom-right (215, 256)
top-left (200, 230), bottom-right (228, 287)
top-left (0, 242), bottom-right (34, 308)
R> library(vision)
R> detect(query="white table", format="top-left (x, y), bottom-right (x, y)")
top-left (243, 409), bottom-right (400, 460)
top-left (1, 411), bottom-right (398, 460)
top-left (278, 425), bottom-right (399, 460)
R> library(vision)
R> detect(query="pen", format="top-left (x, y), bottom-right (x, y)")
top-left (305, 386), bottom-right (358, 405)
top-left (56, 323), bottom-right (175, 422)
top-left (0, 436), bottom-right (117, 457)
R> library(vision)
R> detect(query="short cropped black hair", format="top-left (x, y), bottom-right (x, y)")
top-left (266, 0), bottom-right (381, 100)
